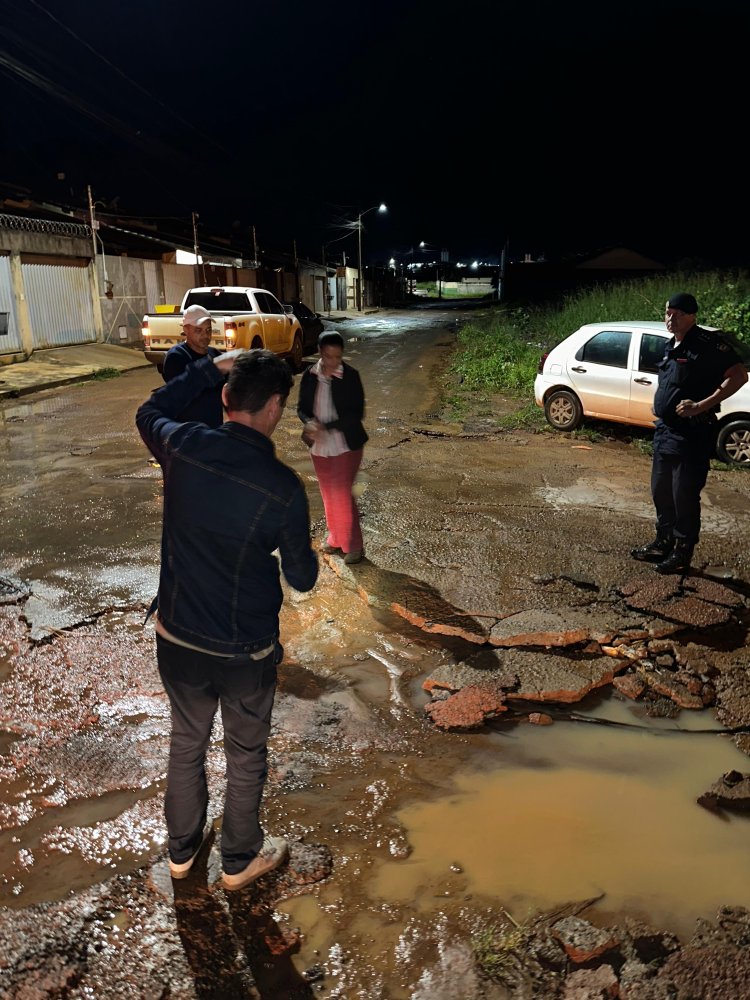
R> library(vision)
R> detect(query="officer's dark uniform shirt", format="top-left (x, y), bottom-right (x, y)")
top-left (162, 343), bottom-right (224, 427)
top-left (652, 325), bottom-right (741, 455)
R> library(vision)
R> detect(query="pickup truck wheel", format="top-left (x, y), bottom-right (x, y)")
top-left (716, 419), bottom-right (750, 465)
top-left (289, 333), bottom-right (303, 372)
top-left (544, 389), bottom-right (583, 431)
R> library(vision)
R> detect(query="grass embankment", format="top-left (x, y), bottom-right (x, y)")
top-left (444, 270), bottom-right (750, 453)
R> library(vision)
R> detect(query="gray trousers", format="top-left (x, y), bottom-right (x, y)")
top-left (156, 634), bottom-right (280, 874)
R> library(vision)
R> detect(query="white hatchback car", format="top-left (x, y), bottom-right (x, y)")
top-left (534, 320), bottom-right (750, 465)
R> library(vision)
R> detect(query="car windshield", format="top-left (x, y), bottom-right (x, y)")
top-left (184, 291), bottom-right (254, 312)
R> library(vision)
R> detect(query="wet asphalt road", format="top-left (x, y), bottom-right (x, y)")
top-left (2, 307), bottom-right (750, 998)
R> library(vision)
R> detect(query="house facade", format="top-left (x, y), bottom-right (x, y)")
top-left (0, 209), bottom-right (343, 363)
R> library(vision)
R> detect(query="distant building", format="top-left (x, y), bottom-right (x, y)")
top-left (503, 246), bottom-right (666, 304)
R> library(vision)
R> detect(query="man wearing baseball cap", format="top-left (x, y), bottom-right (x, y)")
top-left (162, 304), bottom-right (225, 427)
top-left (631, 292), bottom-right (748, 574)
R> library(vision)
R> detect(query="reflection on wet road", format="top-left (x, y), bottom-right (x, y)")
top-left (540, 475), bottom-right (739, 536)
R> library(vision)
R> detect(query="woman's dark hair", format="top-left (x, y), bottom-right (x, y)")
top-left (318, 331), bottom-right (344, 350)
top-left (224, 349), bottom-right (293, 413)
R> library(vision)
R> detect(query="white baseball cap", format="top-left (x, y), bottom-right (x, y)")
top-left (182, 304), bottom-right (212, 327)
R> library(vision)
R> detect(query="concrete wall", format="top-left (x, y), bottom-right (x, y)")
top-left (0, 229), bottom-right (92, 258)
top-left (98, 255), bottom-right (149, 347)
top-left (335, 266), bottom-right (359, 310)
top-left (442, 279), bottom-right (494, 295)
top-left (298, 264), bottom-right (330, 311)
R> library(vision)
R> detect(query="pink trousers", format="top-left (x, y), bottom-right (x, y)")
top-left (311, 448), bottom-right (364, 554)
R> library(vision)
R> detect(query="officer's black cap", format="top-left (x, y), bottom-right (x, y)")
top-left (667, 292), bottom-right (698, 314)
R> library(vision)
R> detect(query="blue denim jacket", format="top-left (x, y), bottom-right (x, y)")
top-left (136, 357), bottom-right (318, 655)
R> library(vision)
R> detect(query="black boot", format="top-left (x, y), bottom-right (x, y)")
top-left (655, 542), bottom-right (693, 575)
top-left (631, 534), bottom-right (673, 562)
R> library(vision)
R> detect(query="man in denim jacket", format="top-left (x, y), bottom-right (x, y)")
top-left (136, 348), bottom-right (318, 890)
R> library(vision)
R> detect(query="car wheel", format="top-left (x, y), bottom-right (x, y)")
top-left (544, 389), bottom-right (583, 431)
top-left (716, 419), bottom-right (750, 465)
top-left (289, 333), bottom-right (303, 372)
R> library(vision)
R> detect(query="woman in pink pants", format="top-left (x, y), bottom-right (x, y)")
top-left (297, 331), bottom-right (368, 564)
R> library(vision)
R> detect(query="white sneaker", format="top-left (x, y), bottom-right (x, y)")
top-left (222, 835), bottom-right (289, 891)
top-left (168, 820), bottom-right (214, 879)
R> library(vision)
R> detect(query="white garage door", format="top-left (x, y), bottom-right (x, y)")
top-left (22, 260), bottom-right (97, 349)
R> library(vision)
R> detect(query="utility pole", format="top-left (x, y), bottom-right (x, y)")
top-left (86, 184), bottom-right (105, 341)
top-left (354, 204), bottom-right (386, 312)
top-left (192, 211), bottom-right (204, 284)
top-left (87, 184), bottom-right (98, 266)
top-left (357, 213), bottom-right (363, 312)
top-left (499, 238), bottom-right (509, 303)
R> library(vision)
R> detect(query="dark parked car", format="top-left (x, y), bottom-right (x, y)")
top-left (285, 301), bottom-right (324, 355)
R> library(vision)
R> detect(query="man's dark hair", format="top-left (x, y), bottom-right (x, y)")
top-left (224, 349), bottom-right (293, 413)
top-left (318, 331), bottom-right (345, 350)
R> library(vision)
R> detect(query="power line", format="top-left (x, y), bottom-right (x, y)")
top-left (20, 0), bottom-right (227, 152)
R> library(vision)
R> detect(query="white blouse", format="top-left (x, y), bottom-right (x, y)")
top-left (310, 360), bottom-right (348, 457)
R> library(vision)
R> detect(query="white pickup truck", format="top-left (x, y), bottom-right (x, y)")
top-left (142, 286), bottom-right (305, 372)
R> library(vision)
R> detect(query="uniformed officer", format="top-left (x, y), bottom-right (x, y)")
top-left (631, 292), bottom-right (748, 574)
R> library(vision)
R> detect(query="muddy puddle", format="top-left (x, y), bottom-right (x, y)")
top-left (374, 705), bottom-right (750, 937)
top-left (274, 681), bottom-right (750, 991)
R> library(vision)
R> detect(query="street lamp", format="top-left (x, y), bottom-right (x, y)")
top-left (357, 203), bottom-right (387, 311)
top-left (418, 240), bottom-right (448, 300)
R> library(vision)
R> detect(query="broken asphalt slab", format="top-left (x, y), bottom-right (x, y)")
top-left (323, 553), bottom-right (750, 733)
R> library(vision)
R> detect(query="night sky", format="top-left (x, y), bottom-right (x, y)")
top-left (1, 0), bottom-right (747, 267)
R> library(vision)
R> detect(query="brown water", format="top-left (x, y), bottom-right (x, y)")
top-left (278, 693), bottom-right (750, 989)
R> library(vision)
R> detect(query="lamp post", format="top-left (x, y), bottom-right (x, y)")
top-left (418, 240), bottom-right (448, 300)
top-left (357, 203), bottom-right (387, 311)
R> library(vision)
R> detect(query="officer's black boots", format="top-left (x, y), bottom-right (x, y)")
top-left (631, 534), bottom-right (674, 562)
top-left (655, 542), bottom-right (693, 575)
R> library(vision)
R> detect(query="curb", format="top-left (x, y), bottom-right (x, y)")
top-left (0, 358), bottom-right (153, 401)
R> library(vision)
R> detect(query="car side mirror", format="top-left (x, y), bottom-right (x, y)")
top-left (283, 304), bottom-right (294, 314)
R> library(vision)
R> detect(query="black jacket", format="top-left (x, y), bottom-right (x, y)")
top-left (136, 357), bottom-right (318, 655)
top-left (653, 325), bottom-right (742, 431)
top-left (162, 343), bottom-right (224, 428)
top-left (297, 362), bottom-right (369, 451)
